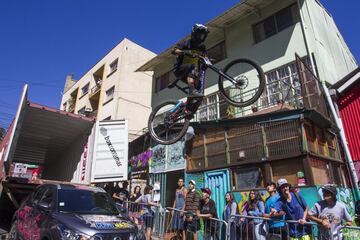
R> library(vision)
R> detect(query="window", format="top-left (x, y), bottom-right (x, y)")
top-left (109, 59), bottom-right (118, 73)
top-left (264, 60), bottom-right (304, 108)
top-left (62, 102), bottom-right (67, 111)
top-left (78, 106), bottom-right (86, 116)
top-left (271, 159), bottom-right (304, 186)
top-left (310, 158), bottom-right (331, 185)
top-left (196, 94), bottom-right (219, 121)
top-left (207, 41), bottom-right (226, 64)
top-left (31, 187), bottom-right (46, 204)
top-left (105, 86), bottom-right (115, 102)
top-left (40, 188), bottom-right (54, 206)
top-left (233, 166), bottom-right (265, 190)
top-left (253, 4), bottom-right (300, 43)
top-left (155, 71), bottom-right (177, 93)
top-left (81, 83), bottom-right (89, 96)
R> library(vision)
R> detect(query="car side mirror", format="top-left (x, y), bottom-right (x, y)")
top-left (38, 202), bottom-right (51, 209)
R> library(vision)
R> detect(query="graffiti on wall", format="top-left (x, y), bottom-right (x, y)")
top-left (316, 186), bottom-right (355, 216)
top-left (151, 145), bottom-right (166, 173)
top-left (150, 141), bottom-right (185, 173)
top-left (185, 172), bottom-right (205, 191)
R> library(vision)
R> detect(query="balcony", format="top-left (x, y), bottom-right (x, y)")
top-left (192, 55), bottom-right (328, 122)
top-left (88, 109), bottom-right (98, 118)
top-left (68, 99), bottom-right (76, 113)
top-left (89, 83), bottom-right (101, 100)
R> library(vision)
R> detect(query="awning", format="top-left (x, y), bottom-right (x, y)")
top-left (8, 102), bottom-right (94, 166)
top-left (136, 0), bottom-right (275, 72)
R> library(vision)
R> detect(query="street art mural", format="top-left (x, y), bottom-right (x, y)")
top-left (150, 141), bottom-right (185, 173)
top-left (185, 170), bottom-right (357, 220)
top-left (316, 186), bottom-right (355, 216)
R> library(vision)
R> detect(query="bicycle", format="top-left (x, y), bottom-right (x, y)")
top-left (148, 52), bottom-right (265, 145)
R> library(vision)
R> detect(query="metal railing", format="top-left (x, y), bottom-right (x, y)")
top-left (192, 55), bottom-right (329, 123)
top-left (90, 83), bottom-right (101, 96)
top-left (118, 202), bottom-right (360, 240)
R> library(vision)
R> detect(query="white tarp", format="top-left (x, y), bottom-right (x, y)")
top-left (91, 120), bottom-right (128, 182)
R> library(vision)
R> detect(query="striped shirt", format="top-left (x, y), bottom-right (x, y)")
top-left (184, 189), bottom-right (201, 213)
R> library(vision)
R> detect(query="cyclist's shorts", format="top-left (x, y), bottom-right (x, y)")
top-left (174, 64), bottom-right (198, 82)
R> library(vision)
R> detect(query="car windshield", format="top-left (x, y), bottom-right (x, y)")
top-left (57, 189), bottom-right (119, 215)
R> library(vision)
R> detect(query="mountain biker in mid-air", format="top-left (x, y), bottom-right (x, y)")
top-left (172, 23), bottom-right (209, 98)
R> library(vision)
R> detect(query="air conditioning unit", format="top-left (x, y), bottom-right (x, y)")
top-left (84, 107), bottom-right (93, 113)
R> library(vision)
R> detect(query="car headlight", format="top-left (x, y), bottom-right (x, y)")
top-left (60, 227), bottom-right (90, 240)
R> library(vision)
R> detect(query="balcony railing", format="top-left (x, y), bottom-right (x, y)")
top-left (191, 55), bottom-right (328, 122)
top-left (88, 109), bottom-right (98, 118)
top-left (89, 83), bottom-right (101, 98)
top-left (68, 100), bottom-right (75, 112)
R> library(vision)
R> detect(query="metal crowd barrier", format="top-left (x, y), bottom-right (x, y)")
top-left (336, 226), bottom-right (360, 240)
top-left (118, 201), bottom-right (166, 239)
top-left (117, 202), bottom-right (360, 240)
top-left (165, 207), bottom-right (228, 240)
top-left (230, 214), bottom-right (333, 240)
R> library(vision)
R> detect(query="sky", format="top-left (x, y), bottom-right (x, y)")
top-left (0, 0), bottom-right (359, 129)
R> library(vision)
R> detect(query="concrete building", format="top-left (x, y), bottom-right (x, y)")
top-left (60, 38), bottom-right (156, 141)
top-left (138, 0), bottom-right (357, 120)
top-left (132, 0), bottom-right (359, 217)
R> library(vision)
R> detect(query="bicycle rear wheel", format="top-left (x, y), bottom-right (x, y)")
top-left (148, 100), bottom-right (190, 145)
top-left (218, 58), bottom-right (265, 107)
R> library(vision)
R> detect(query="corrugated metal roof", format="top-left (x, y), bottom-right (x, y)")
top-left (11, 102), bottom-right (94, 165)
top-left (136, 0), bottom-right (274, 72)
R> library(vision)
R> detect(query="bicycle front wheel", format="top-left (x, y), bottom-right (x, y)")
top-left (218, 58), bottom-right (265, 107)
top-left (148, 100), bottom-right (190, 145)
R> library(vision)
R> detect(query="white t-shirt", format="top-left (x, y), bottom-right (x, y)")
top-left (309, 200), bottom-right (351, 238)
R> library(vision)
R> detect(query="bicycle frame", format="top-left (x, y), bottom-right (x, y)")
top-left (171, 56), bottom-right (241, 117)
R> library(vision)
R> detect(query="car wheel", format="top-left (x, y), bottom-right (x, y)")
top-left (9, 220), bottom-right (19, 240)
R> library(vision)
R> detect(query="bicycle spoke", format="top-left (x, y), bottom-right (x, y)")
top-left (148, 100), bottom-right (190, 144)
top-left (219, 59), bottom-right (265, 107)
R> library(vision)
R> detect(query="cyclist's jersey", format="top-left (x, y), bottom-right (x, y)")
top-left (175, 39), bottom-right (206, 66)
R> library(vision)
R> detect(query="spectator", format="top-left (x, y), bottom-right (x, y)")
top-left (136, 185), bottom-right (159, 240)
top-left (263, 182), bottom-right (287, 240)
top-left (223, 192), bottom-right (239, 240)
top-left (243, 190), bottom-right (266, 240)
top-left (112, 181), bottom-right (129, 205)
top-left (184, 180), bottom-right (201, 240)
top-left (104, 183), bottom-right (113, 195)
top-left (172, 178), bottom-right (187, 239)
top-left (308, 184), bottom-right (352, 240)
top-left (129, 185), bottom-right (142, 223)
top-left (271, 178), bottom-right (311, 240)
top-left (197, 188), bottom-right (218, 240)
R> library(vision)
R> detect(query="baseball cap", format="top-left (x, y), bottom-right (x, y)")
top-left (277, 178), bottom-right (290, 188)
top-left (321, 184), bottom-right (337, 196)
top-left (189, 180), bottom-right (196, 185)
top-left (201, 188), bottom-right (212, 195)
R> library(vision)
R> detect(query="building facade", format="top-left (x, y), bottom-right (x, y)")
top-left (131, 0), bottom-right (359, 217)
top-left (60, 38), bottom-right (156, 141)
top-left (138, 0), bottom-right (357, 115)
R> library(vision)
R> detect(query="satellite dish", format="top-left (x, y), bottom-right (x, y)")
top-left (184, 126), bottom-right (195, 141)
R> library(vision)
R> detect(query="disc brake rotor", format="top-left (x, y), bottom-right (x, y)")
top-left (234, 75), bottom-right (249, 90)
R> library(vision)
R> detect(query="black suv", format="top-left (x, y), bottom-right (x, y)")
top-left (9, 183), bottom-right (139, 240)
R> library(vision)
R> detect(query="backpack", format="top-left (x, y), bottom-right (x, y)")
top-left (281, 192), bottom-right (306, 216)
